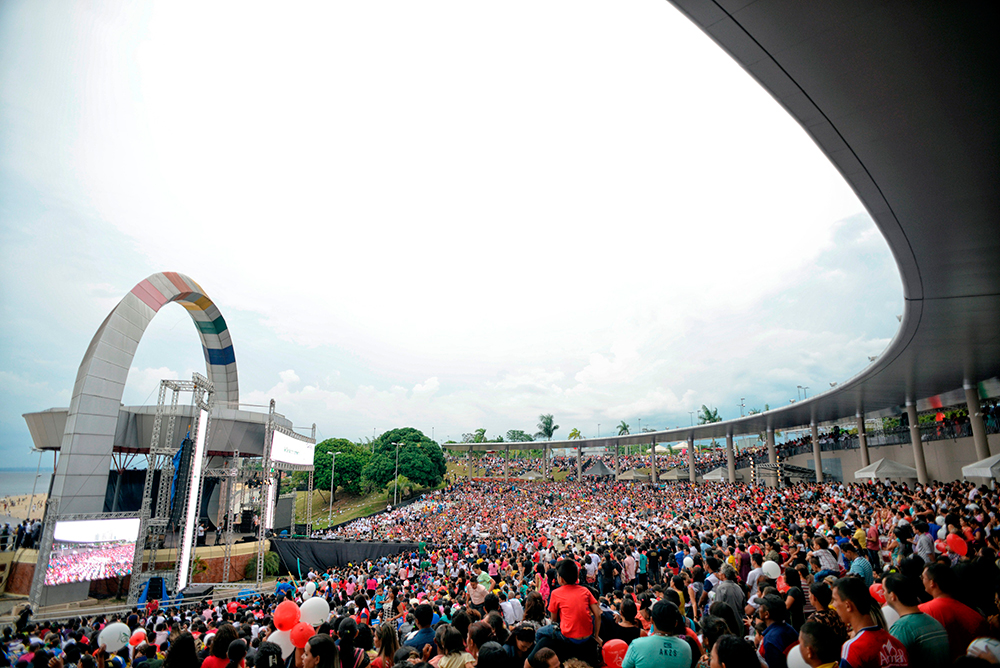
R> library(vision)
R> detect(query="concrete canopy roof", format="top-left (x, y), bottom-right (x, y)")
top-left (447, 3), bottom-right (999, 453)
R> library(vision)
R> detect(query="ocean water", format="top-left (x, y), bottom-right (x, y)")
top-left (0, 469), bottom-right (53, 498)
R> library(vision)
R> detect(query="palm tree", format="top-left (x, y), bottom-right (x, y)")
top-left (568, 428), bottom-right (582, 440)
top-left (617, 421), bottom-right (630, 436)
top-left (535, 414), bottom-right (559, 440)
top-left (697, 405), bottom-right (722, 424)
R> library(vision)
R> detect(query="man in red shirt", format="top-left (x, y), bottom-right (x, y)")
top-left (919, 562), bottom-right (989, 659)
top-left (541, 559), bottom-right (602, 666)
top-left (833, 576), bottom-right (908, 668)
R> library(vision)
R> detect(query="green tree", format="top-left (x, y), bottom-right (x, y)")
top-left (697, 405), bottom-right (722, 424)
top-left (568, 428), bottom-right (582, 439)
top-left (505, 430), bottom-right (534, 442)
top-left (360, 427), bottom-right (445, 490)
top-left (535, 415), bottom-right (559, 441)
top-left (617, 421), bottom-right (630, 436)
top-left (313, 438), bottom-right (370, 497)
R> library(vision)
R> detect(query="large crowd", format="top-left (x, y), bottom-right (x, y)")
top-left (5, 475), bottom-right (1000, 668)
top-left (44, 542), bottom-right (135, 587)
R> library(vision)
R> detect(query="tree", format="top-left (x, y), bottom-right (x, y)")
top-left (617, 421), bottom-right (630, 436)
top-left (535, 415), bottom-right (559, 441)
top-left (568, 428), bottom-right (582, 439)
top-left (313, 439), bottom-right (370, 497)
top-left (360, 427), bottom-right (446, 490)
top-left (505, 430), bottom-right (534, 443)
top-left (697, 405), bottom-right (722, 424)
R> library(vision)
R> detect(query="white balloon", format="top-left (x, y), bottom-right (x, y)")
top-left (98, 623), bottom-right (132, 653)
top-left (762, 561), bottom-right (781, 579)
top-left (306, 581), bottom-right (317, 596)
top-left (786, 644), bottom-right (809, 668)
top-left (269, 630), bottom-right (295, 659)
top-left (937, 528), bottom-right (947, 540)
top-left (683, 557), bottom-right (694, 569)
top-left (881, 604), bottom-right (900, 628)
top-left (300, 596), bottom-right (331, 626)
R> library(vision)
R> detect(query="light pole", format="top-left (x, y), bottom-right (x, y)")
top-left (688, 411), bottom-right (695, 426)
top-left (638, 418), bottom-right (641, 433)
top-left (326, 451), bottom-right (341, 527)
top-left (738, 398), bottom-right (745, 417)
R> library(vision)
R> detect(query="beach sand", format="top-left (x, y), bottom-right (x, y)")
top-left (0, 492), bottom-right (49, 523)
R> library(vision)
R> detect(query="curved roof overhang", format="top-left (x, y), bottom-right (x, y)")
top-left (448, 2), bottom-right (1000, 453)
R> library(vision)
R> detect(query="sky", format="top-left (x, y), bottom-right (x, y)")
top-left (0, 1), bottom-right (903, 461)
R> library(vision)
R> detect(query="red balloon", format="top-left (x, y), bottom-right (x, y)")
top-left (934, 539), bottom-right (947, 554)
top-left (129, 629), bottom-right (146, 646)
top-left (946, 533), bottom-right (968, 556)
top-left (869, 583), bottom-right (885, 605)
top-left (290, 622), bottom-right (315, 649)
top-left (602, 639), bottom-right (628, 668)
top-left (274, 600), bottom-right (301, 631)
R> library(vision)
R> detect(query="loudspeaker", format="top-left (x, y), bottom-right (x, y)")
top-left (179, 584), bottom-right (214, 600)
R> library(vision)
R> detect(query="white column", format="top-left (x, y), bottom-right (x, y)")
top-left (766, 427), bottom-right (777, 487)
top-left (615, 444), bottom-right (620, 481)
top-left (467, 447), bottom-right (473, 481)
top-left (812, 422), bottom-right (823, 483)
top-left (577, 445), bottom-right (583, 480)
top-left (856, 412), bottom-right (870, 468)
top-left (908, 402), bottom-right (928, 484)
top-left (505, 445), bottom-right (510, 480)
top-left (726, 432), bottom-right (736, 484)
top-left (966, 383), bottom-right (990, 461)
top-left (688, 435), bottom-right (696, 483)
top-left (651, 438), bottom-right (658, 483)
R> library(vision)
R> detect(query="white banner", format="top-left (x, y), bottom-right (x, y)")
top-left (271, 430), bottom-right (315, 466)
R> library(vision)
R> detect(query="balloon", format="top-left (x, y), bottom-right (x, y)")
top-left (946, 533), bottom-right (968, 556)
top-left (268, 630), bottom-right (295, 659)
top-left (938, 528), bottom-right (947, 540)
top-left (299, 596), bottom-right (330, 626)
top-left (683, 557), bottom-right (694, 569)
top-left (274, 600), bottom-right (301, 631)
top-left (98, 623), bottom-right (132, 653)
top-left (290, 622), bottom-right (315, 649)
top-left (129, 628), bottom-right (146, 646)
top-left (881, 604), bottom-right (900, 628)
top-left (786, 644), bottom-right (809, 668)
top-left (602, 639), bottom-right (628, 668)
top-left (762, 561), bottom-right (781, 579)
top-left (934, 539), bottom-right (947, 553)
top-left (869, 583), bottom-right (885, 605)
top-left (305, 581), bottom-right (316, 596)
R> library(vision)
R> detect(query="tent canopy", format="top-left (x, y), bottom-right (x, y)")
top-left (962, 454), bottom-right (1000, 479)
top-left (618, 469), bottom-right (650, 482)
top-left (583, 460), bottom-right (615, 477)
top-left (854, 458), bottom-right (918, 480)
top-left (658, 468), bottom-right (689, 481)
top-left (517, 470), bottom-right (543, 480)
top-left (703, 467), bottom-right (742, 481)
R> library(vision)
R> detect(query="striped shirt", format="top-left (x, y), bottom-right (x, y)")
top-left (848, 556), bottom-right (873, 586)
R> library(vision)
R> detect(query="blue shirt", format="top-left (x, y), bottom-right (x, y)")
top-left (403, 627), bottom-right (437, 656)
top-left (760, 622), bottom-right (798, 668)
top-left (848, 556), bottom-right (874, 586)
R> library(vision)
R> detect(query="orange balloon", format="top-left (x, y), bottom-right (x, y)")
top-left (274, 600), bottom-right (301, 631)
top-left (290, 621), bottom-right (315, 649)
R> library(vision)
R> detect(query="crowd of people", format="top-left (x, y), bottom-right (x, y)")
top-left (1, 520), bottom-right (43, 552)
top-left (44, 542), bottom-right (135, 587)
top-left (5, 474), bottom-right (1000, 668)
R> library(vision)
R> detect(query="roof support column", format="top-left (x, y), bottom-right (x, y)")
top-left (812, 422), bottom-right (823, 483)
top-left (615, 444), bottom-right (620, 481)
top-left (651, 438), bottom-right (658, 483)
top-left (505, 444), bottom-right (510, 480)
top-left (766, 427), bottom-right (777, 487)
top-left (856, 412), bottom-right (870, 468)
top-left (467, 447), bottom-right (473, 482)
top-left (577, 444), bottom-right (583, 480)
top-left (726, 432), bottom-right (736, 484)
top-left (688, 435), bottom-right (696, 483)
top-left (543, 443), bottom-right (548, 479)
top-left (907, 402), bottom-right (928, 485)
top-left (966, 383), bottom-right (990, 461)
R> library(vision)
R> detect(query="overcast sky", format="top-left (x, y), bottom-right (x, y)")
top-left (0, 1), bottom-right (902, 460)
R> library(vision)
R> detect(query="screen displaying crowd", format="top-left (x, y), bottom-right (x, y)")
top-left (7, 475), bottom-right (1000, 668)
top-left (43, 540), bottom-right (135, 587)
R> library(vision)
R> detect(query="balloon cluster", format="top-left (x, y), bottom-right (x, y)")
top-left (268, 592), bottom-right (331, 658)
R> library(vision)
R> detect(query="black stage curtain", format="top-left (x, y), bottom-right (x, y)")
top-left (104, 470), bottom-right (218, 522)
top-left (272, 539), bottom-right (420, 575)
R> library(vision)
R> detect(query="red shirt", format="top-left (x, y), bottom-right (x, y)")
top-left (919, 596), bottom-right (989, 659)
top-left (840, 626), bottom-right (907, 668)
top-left (547, 584), bottom-right (597, 640)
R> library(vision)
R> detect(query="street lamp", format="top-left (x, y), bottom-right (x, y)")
top-left (688, 411), bottom-right (695, 426)
top-left (797, 385), bottom-right (809, 399)
top-left (326, 451), bottom-right (342, 527)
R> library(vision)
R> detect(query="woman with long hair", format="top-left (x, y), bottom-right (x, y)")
top-left (162, 632), bottom-right (200, 668)
top-left (369, 622), bottom-right (398, 668)
top-left (337, 616), bottom-right (370, 668)
top-left (522, 592), bottom-right (546, 627)
top-left (303, 635), bottom-right (339, 668)
top-left (201, 624), bottom-right (240, 668)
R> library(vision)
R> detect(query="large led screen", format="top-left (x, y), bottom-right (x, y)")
top-left (44, 518), bottom-right (141, 586)
top-left (270, 430), bottom-right (314, 466)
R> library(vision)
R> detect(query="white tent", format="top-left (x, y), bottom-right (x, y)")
top-left (618, 469), bottom-right (651, 482)
top-left (703, 467), bottom-right (743, 481)
top-left (854, 458), bottom-right (918, 480)
top-left (962, 454), bottom-right (1000, 479)
top-left (518, 470), bottom-right (544, 480)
